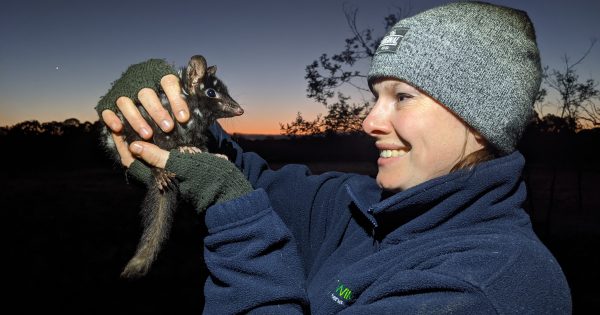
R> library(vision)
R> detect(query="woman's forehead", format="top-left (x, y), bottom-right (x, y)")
top-left (373, 79), bottom-right (419, 93)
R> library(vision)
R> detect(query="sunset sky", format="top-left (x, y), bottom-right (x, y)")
top-left (1, 0), bottom-right (599, 135)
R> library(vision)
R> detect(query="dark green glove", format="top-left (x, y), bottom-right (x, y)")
top-left (126, 159), bottom-right (155, 187)
top-left (95, 59), bottom-right (178, 117)
top-left (127, 151), bottom-right (253, 212)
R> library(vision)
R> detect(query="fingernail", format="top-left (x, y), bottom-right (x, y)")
top-left (161, 119), bottom-right (172, 130)
top-left (140, 127), bottom-right (151, 138)
top-left (110, 122), bottom-right (120, 131)
top-left (131, 143), bottom-right (143, 154)
top-left (177, 110), bottom-right (187, 120)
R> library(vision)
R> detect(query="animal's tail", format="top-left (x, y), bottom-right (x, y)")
top-left (121, 170), bottom-right (178, 279)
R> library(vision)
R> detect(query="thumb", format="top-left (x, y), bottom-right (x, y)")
top-left (129, 141), bottom-right (170, 169)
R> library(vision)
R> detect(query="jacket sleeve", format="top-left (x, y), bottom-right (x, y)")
top-left (208, 123), bottom-right (355, 267)
top-left (202, 189), bottom-right (308, 314)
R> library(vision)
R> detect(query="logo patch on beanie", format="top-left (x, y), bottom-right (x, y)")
top-left (376, 26), bottom-right (409, 54)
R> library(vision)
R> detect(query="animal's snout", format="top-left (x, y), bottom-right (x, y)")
top-left (234, 107), bottom-right (244, 116)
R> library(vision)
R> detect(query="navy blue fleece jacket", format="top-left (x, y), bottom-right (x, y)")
top-left (202, 124), bottom-right (571, 314)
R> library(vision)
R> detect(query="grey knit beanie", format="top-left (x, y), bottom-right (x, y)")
top-left (368, 1), bottom-right (541, 155)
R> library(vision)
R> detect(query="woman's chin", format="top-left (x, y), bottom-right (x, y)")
top-left (376, 175), bottom-right (403, 193)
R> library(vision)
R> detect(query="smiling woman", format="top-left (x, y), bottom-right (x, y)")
top-left (364, 79), bottom-right (488, 192)
top-left (96, 1), bottom-right (571, 314)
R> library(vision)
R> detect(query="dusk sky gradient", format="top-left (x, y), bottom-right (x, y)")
top-left (1, 0), bottom-right (599, 134)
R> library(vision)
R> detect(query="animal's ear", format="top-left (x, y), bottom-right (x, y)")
top-left (186, 55), bottom-right (207, 95)
top-left (207, 65), bottom-right (217, 76)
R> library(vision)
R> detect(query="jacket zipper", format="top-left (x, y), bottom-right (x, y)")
top-left (368, 208), bottom-right (381, 251)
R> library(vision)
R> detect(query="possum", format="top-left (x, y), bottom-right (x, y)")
top-left (100, 55), bottom-right (244, 278)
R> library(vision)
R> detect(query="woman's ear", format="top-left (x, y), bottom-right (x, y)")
top-left (468, 128), bottom-right (487, 150)
top-left (474, 132), bottom-right (487, 146)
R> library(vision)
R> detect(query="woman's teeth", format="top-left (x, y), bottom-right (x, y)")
top-left (379, 149), bottom-right (409, 158)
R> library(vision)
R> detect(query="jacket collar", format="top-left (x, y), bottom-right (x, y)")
top-left (345, 151), bottom-right (529, 241)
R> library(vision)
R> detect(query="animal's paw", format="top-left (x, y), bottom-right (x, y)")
top-left (178, 146), bottom-right (202, 154)
top-left (213, 153), bottom-right (229, 161)
top-left (155, 169), bottom-right (177, 192)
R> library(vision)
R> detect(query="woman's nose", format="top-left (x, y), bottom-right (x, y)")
top-left (362, 101), bottom-right (391, 136)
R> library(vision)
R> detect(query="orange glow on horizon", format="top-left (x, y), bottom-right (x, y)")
top-left (2, 108), bottom-right (306, 136)
top-left (218, 119), bottom-right (283, 135)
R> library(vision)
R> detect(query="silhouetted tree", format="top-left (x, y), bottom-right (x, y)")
top-left (9, 120), bottom-right (44, 136)
top-left (281, 5), bottom-right (406, 136)
top-left (3, 118), bottom-right (95, 138)
top-left (542, 40), bottom-right (599, 130)
top-left (63, 118), bottom-right (80, 127)
top-left (42, 121), bottom-right (65, 136)
top-left (532, 113), bottom-right (577, 134)
top-left (279, 112), bottom-right (323, 137)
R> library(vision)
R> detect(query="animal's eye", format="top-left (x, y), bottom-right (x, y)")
top-left (205, 88), bottom-right (217, 98)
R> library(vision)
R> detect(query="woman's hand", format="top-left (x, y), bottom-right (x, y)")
top-left (122, 140), bottom-right (252, 212)
top-left (101, 74), bottom-right (190, 141)
top-left (104, 117), bottom-right (171, 169)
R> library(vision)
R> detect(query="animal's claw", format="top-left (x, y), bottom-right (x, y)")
top-left (155, 169), bottom-right (177, 192)
top-left (213, 153), bottom-right (229, 161)
top-left (178, 146), bottom-right (202, 154)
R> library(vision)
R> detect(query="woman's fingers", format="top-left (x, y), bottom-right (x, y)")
top-left (161, 74), bottom-right (189, 123)
top-left (111, 132), bottom-right (135, 167)
top-left (109, 131), bottom-right (169, 169)
top-left (129, 141), bottom-right (170, 169)
top-left (109, 74), bottom-right (187, 140)
top-left (101, 110), bottom-right (123, 132)
top-left (116, 96), bottom-right (153, 140)
top-left (138, 88), bottom-right (175, 132)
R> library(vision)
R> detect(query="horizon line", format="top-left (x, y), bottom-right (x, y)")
top-left (0, 117), bottom-right (290, 136)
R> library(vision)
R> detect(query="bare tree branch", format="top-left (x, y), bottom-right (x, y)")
top-left (541, 40), bottom-right (600, 131)
top-left (284, 4), bottom-right (408, 136)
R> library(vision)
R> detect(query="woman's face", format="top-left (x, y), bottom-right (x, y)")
top-left (363, 79), bottom-right (484, 192)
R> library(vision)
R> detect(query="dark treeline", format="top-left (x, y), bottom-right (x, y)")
top-left (2, 118), bottom-right (600, 172)
top-left (0, 119), bottom-right (109, 171)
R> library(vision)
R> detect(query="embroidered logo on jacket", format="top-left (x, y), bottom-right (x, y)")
top-left (330, 280), bottom-right (353, 305)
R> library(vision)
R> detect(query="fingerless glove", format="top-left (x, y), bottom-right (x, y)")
top-left (95, 59), bottom-right (178, 117)
top-left (127, 151), bottom-right (253, 213)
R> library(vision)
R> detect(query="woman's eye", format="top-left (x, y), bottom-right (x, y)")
top-left (396, 93), bottom-right (412, 102)
top-left (205, 88), bottom-right (217, 98)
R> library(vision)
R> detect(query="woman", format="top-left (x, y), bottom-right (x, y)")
top-left (98, 2), bottom-right (571, 313)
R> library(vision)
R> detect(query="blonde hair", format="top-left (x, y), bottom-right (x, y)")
top-left (450, 147), bottom-right (498, 172)
top-left (450, 127), bottom-right (499, 172)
